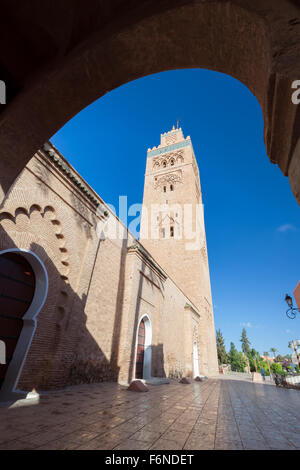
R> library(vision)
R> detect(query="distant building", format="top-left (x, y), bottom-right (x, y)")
top-left (261, 356), bottom-right (274, 363)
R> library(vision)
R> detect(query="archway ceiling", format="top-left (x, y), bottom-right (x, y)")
top-left (0, 0), bottom-right (299, 204)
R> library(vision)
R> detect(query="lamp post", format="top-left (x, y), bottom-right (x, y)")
top-left (285, 294), bottom-right (300, 319)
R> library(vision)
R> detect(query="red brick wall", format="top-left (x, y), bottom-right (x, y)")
top-left (0, 145), bottom-right (216, 393)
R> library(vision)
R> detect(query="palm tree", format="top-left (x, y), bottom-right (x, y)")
top-left (270, 347), bottom-right (277, 359)
top-left (263, 351), bottom-right (271, 376)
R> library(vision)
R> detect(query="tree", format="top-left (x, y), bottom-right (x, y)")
top-left (270, 347), bottom-right (277, 358)
top-left (250, 348), bottom-right (261, 361)
top-left (249, 348), bottom-right (262, 372)
top-left (282, 357), bottom-right (291, 370)
top-left (260, 361), bottom-right (270, 376)
top-left (263, 351), bottom-right (272, 376)
top-left (271, 362), bottom-right (284, 375)
top-left (216, 329), bottom-right (228, 365)
top-left (240, 328), bottom-right (251, 356)
top-left (228, 342), bottom-right (247, 372)
top-left (275, 354), bottom-right (283, 363)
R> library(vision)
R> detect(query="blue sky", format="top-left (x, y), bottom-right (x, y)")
top-left (52, 69), bottom-right (300, 357)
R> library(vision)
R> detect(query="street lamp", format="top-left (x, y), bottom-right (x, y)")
top-left (285, 294), bottom-right (300, 319)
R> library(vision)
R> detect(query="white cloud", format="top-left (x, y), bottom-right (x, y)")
top-left (240, 322), bottom-right (253, 328)
top-left (286, 329), bottom-right (292, 334)
top-left (240, 322), bottom-right (261, 329)
top-left (277, 224), bottom-right (297, 233)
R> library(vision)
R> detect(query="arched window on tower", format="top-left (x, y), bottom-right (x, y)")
top-left (170, 226), bottom-right (174, 238)
top-left (170, 159), bottom-right (174, 166)
top-left (170, 184), bottom-right (174, 191)
top-left (162, 161), bottom-right (167, 168)
top-left (163, 186), bottom-right (166, 193)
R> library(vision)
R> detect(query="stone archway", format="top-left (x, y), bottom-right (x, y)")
top-left (0, 249), bottom-right (48, 402)
top-left (0, 1), bottom-right (299, 205)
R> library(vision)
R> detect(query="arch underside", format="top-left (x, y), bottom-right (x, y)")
top-left (0, 0), bottom-right (299, 204)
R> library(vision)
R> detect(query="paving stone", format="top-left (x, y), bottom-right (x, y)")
top-left (163, 430), bottom-right (189, 445)
top-left (114, 439), bottom-right (150, 450)
top-left (0, 377), bottom-right (300, 450)
top-left (130, 429), bottom-right (163, 443)
top-left (150, 438), bottom-right (183, 450)
top-left (243, 439), bottom-right (270, 450)
top-left (0, 440), bottom-right (37, 450)
top-left (62, 430), bottom-right (101, 444)
top-left (76, 439), bottom-right (113, 450)
top-left (20, 431), bottom-right (67, 446)
top-left (36, 439), bottom-right (79, 450)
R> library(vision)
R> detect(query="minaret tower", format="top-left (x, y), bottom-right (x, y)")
top-left (140, 126), bottom-right (218, 376)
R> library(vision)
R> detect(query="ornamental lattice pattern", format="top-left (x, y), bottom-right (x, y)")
top-left (154, 170), bottom-right (183, 189)
top-left (165, 134), bottom-right (177, 145)
top-left (152, 151), bottom-right (184, 170)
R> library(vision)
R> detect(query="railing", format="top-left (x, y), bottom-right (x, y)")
top-left (285, 374), bottom-right (300, 386)
top-left (224, 371), bottom-right (252, 379)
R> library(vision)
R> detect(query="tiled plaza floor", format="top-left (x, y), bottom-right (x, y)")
top-left (0, 376), bottom-right (300, 450)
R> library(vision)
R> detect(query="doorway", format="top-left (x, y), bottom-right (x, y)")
top-left (135, 319), bottom-right (145, 379)
top-left (135, 315), bottom-right (152, 380)
top-left (193, 341), bottom-right (200, 378)
top-left (0, 253), bottom-right (35, 390)
top-left (0, 249), bottom-right (48, 401)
